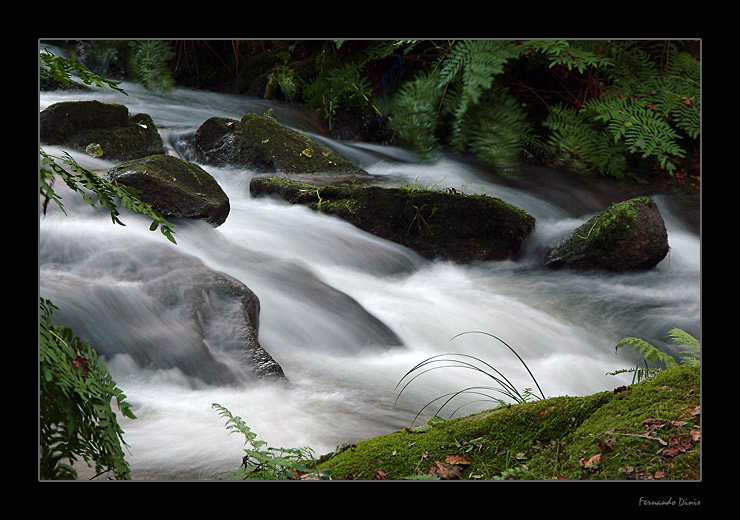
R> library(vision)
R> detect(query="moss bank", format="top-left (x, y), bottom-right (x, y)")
top-left (317, 365), bottom-right (700, 480)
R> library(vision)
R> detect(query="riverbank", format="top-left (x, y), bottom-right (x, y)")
top-left (315, 364), bottom-right (700, 480)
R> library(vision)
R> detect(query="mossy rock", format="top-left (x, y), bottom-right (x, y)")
top-left (317, 365), bottom-right (700, 480)
top-left (544, 196), bottom-right (669, 271)
top-left (192, 114), bottom-right (368, 175)
top-left (40, 100), bottom-right (165, 161)
top-left (249, 176), bottom-right (536, 262)
top-left (106, 155), bottom-right (230, 226)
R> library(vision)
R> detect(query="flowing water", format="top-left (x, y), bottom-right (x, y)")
top-left (39, 78), bottom-right (701, 479)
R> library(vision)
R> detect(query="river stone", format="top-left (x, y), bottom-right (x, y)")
top-left (146, 264), bottom-right (285, 382)
top-left (39, 100), bottom-right (165, 161)
top-left (191, 114), bottom-right (368, 175)
top-left (105, 155), bottom-right (230, 226)
top-left (544, 196), bottom-right (669, 271)
top-left (250, 176), bottom-right (536, 263)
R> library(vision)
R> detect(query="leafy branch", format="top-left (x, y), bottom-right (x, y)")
top-left (40, 48), bottom-right (127, 94)
top-left (40, 299), bottom-right (136, 480)
top-left (40, 148), bottom-right (176, 244)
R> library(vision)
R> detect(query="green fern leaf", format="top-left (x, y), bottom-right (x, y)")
top-left (615, 336), bottom-right (677, 369)
top-left (667, 328), bottom-right (700, 366)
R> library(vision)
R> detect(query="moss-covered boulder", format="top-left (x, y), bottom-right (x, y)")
top-left (191, 114), bottom-right (367, 175)
top-left (317, 365), bottom-right (700, 480)
top-left (544, 196), bottom-right (669, 271)
top-left (249, 176), bottom-right (536, 262)
top-left (106, 155), bottom-right (230, 226)
top-left (40, 100), bottom-right (165, 161)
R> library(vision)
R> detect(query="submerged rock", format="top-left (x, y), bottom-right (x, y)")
top-left (106, 154), bottom-right (230, 226)
top-left (40, 243), bottom-right (284, 385)
top-left (250, 176), bottom-right (536, 263)
top-left (40, 100), bottom-right (165, 161)
top-left (191, 114), bottom-right (368, 175)
top-left (147, 264), bottom-right (285, 382)
top-left (544, 196), bottom-right (669, 271)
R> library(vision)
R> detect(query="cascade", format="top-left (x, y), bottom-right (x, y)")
top-left (39, 81), bottom-right (700, 479)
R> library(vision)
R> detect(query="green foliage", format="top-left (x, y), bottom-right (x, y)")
top-left (40, 299), bottom-right (136, 480)
top-left (40, 149), bottom-right (176, 244)
top-left (542, 102), bottom-right (628, 177)
top-left (303, 40), bottom-right (417, 132)
top-left (609, 327), bottom-right (700, 383)
top-left (127, 40), bottom-right (175, 92)
top-left (211, 403), bottom-right (328, 480)
top-left (300, 40), bottom-right (698, 178)
top-left (39, 48), bottom-right (127, 94)
top-left (526, 39), bottom-right (614, 73)
top-left (387, 70), bottom-right (443, 159)
top-left (390, 40), bottom-right (531, 170)
top-left (667, 327), bottom-right (701, 367)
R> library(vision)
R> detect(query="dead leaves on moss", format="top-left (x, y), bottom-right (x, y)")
top-left (580, 406), bottom-right (701, 479)
top-left (428, 453), bottom-right (471, 480)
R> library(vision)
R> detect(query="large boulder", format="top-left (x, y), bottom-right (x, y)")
top-left (250, 176), bottom-right (536, 263)
top-left (190, 114), bottom-right (367, 175)
top-left (40, 100), bottom-right (165, 161)
top-left (39, 242), bottom-right (284, 385)
top-left (146, 263), bottom-right (285, 382)
top-left (544, 196), bottom-right (669, 271)
top-left (105, 155), bottom-right (230, 226)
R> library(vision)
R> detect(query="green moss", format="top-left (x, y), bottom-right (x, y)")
top-left (577, 196), bottom-right (653, 249)
top-left (236, 114), bottom-right (365, 175)
top-left (317, 365), bottom-right (700, 480)
top-left (250, 176), bottom-right (536, 262)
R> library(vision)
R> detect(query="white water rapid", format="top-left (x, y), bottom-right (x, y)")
top-left (39, 80), bottom-right (700, 480)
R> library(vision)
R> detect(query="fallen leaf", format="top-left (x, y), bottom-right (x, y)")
top-left (579, 453), bottom-right (601, 468)
top-left (643, 418), bottom-right (668, 431)
top-left (445, 453), bottom-right (470, 466)
top-left (691, 406), bottom-right (701, 417)
top-left (431, 461), bottom-right (463, 480)
top-left (372, 470), bottom-right (387, 480)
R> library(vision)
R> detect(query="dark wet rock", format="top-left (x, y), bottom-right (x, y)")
top-left (544, 196), bottom-right (669, 271)
top-left (191, 114), bottom-right (367, 175)
top-left (40, 100), bottom-right (165, 161)
top-left (250, 176), bottom-right (536, 263)
top-left (105, 155), bottom-right (230, 226)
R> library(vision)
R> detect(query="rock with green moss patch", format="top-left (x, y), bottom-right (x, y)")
top-left (544, 196), bottom-right (669, 271)
top-left (106, 155), bottom-right (230, 226)
top-left (250, 176), bottom-right (535, 263)
top-left (191, 114), bottom-right (367, 175)
top-left (40, 100), bottom-right (165, 161)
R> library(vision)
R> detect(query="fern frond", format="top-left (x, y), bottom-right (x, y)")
top-left (528, 40), bottom-right (614, 73)
top-left (614, 336), bottom-right (677, 369)
top-left (667, 328), bottom-right (701, 367)
top-left (543, 103), bottom-right (628, 177)
top-left (439, 40), bottom-right (524, 118)
top-left (389, 70), bottom-right (444, 159)
top-left (452, 86), bottom-right (533, 171)
top-left (128, 40), bottom-right (174, 92)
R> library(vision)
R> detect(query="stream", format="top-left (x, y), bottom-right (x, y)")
top-left (39, 78), bottom-right (700, 480)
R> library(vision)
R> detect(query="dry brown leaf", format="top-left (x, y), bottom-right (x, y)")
top-left (445, 453), bottom-right (470, 466)
top-left (579, 453), bottom-right (601, 468)
top-left (431, 461), bottom-right (463, 480)
top-left (372, 469), bottom-right (387, 480)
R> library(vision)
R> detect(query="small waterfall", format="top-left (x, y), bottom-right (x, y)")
top-left (39, 82), bottom-right (700, 479)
